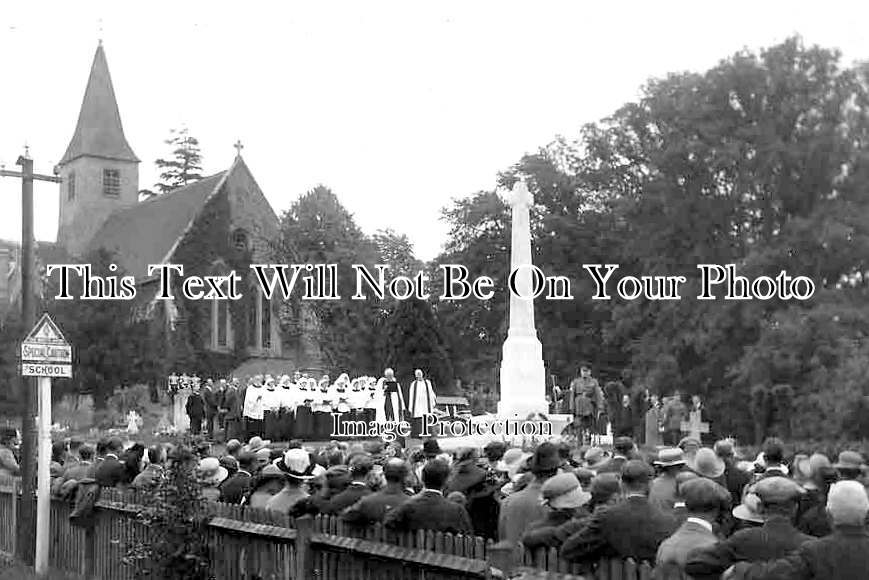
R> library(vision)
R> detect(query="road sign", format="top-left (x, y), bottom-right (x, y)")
top-left (21, 362), bottom-right (72, 378)
top-left (23, 313), bottom-right (69, 346)
top-left (21, 343), bottom-right (72, 363)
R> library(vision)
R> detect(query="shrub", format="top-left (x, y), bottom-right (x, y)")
top-left (123, 449), bottom-right (211, 579)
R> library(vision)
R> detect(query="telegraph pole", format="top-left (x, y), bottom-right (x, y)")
top-left (0, 150), bottom-right (61, 565)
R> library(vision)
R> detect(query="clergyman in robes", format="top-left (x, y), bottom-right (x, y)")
top-left (378, 368), bottom-right (406, 423)
top-left (408, 369), bottom-right (437, 437)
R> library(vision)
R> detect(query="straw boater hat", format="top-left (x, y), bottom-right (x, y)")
top-left (654, 448), bottom-right (687, 468)
top-left (733, 492), bottom-right (764, 524)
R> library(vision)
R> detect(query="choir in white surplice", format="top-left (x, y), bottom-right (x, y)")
top-left (216, 369), bottom-right (437, 440)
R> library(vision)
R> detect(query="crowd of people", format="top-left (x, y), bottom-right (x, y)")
top-left (554, 364), bottom-right (705, 447)
top-left (177, 368), bottom-right (438, 441)
top-left (10, 424), bottom-right (868, 579)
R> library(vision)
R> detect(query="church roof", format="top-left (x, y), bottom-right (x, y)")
top-left (59, 43), bottom-right (139, 165)
top-left (88, 171), bottom-right (227, 277)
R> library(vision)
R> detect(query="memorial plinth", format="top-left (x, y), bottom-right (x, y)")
top-left (498, 181), bottom-right (547, 420)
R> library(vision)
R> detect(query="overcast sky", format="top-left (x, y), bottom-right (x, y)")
top-left (1, 1), bottom-right (867, 261)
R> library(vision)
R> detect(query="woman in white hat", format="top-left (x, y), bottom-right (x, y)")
top-left (266, 449), bottom-right (316, 514)
top-left (197, 457), bottom-right (229, 502)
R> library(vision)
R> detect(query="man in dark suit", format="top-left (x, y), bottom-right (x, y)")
top-left (94, 438), bottom-right (127, 488)
top-left (342, 459), bottom-right (411, 527)
top-left (384, 458), bottom-right (472, 534)
top-left (321, 454), bottom-right (373, 515)
top-left (685, 476), bottom-right (814, 577)
top-left (725, 481), bottom-right (869, 579)
top-left (219, 452), bottom-right (256, 504)
top-left (655, 477), bottom-right (731, 577)
top-left (562, 460), bottom-right (677, 564)
top-left (202, 379), bottom-right (219, 439)
top-left (186, 385), bottom-right (205, 435)
top-left (223, 378), bottom-right (243, 441)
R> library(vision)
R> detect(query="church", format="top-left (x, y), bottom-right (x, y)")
top-left (0, 42), bottom-right (322, 378)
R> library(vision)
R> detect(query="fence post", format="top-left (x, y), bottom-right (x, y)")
top-left (83, 526), bottom-right (95, 577)
top-left (294, 515), bottom-right (314, 580)
top-left (10, 478), bottom-right (18, 559)
top-left (487, 541), bottom-right (517, 578)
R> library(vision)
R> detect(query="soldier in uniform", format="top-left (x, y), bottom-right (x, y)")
top-left (568, 364), bottom-right (604, 444)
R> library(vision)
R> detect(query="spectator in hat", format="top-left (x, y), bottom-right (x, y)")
top-left (561, 460), bottom-right (677, 565)
top-left (385, 458), bottom-right (472, 534)
top-left (296, 465), bottom-right (352, 516)
top-left (449, 447), bottom-right (500, 540)
top-left (649, 448), bottom-right (687, 511)
top-left (588, 472), bottom-right (622, 512)
top-left (715, 439), bottom-right (751, 506)
top-left (797, 465), bottom-right (838, 538)
top-left (655, 478), bottom-right (731, 579)
top-left (498, 442), bottom-right (561, 547)
top-left (725, 481), bottom-right (869, 579)
top-left (266, 449), bottom-right (315, 514)
top-left (342, 458), bottom-right (412, 527)
top-left (219, 455), bottom-right (238, 478)
top-left (690, 448), bottom-right (726, 488)
top-left (597, 437), bottom-right (635, 474)
top-left (197, 457), bottom-right (229, 502)
top-left (220, 451), bottom-right (256, 504)
top-left (833, 450), bottom-right (865, 481)
top-left (323, 454), bottom-right (374, 514)
top-left (247, 464), bottom-right (288, 508)
top-left (522, 472), bottom-right (591, 550)
top-left (131, 446), bottom-right (165, 491)
top-left (685, 476), bottom-right (814, 577)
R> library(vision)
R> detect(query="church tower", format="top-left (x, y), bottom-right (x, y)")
top-left (56, 42), bottom-right (139, 257)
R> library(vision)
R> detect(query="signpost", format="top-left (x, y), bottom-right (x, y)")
top-left (20, 313), bottom-right (72, 576)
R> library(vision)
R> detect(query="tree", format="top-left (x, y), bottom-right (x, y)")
top-left (275, 186), bottom-right (383, 373)
top-left (154, 127), bottom-right (204, 194)
top-left (382, 298), bottom-right (455, 393)
top-left (435, 37), bottom-right (869, 443)
top-left (573, 37), bottom-right (869, 441)
top-left (41, 249), bottom-right (153, 409)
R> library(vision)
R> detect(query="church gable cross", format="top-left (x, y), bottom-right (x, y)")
top-left (233, 140), bottom-right (244, 157)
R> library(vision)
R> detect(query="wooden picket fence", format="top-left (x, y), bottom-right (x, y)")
top-left (0, 478), bottom-right (654, 579)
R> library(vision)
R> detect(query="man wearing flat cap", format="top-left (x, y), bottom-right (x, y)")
top-left (685, 476), bottom-right (813, 577)
top-left (656, 478), bottom-right (731, 578)
top-left (725, 480), bottom-right (869, 579)
top-left (562, 460), bottom-right (677, 565)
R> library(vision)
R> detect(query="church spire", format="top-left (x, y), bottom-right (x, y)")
top-left (59, 42), bottom-right (139, 165)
